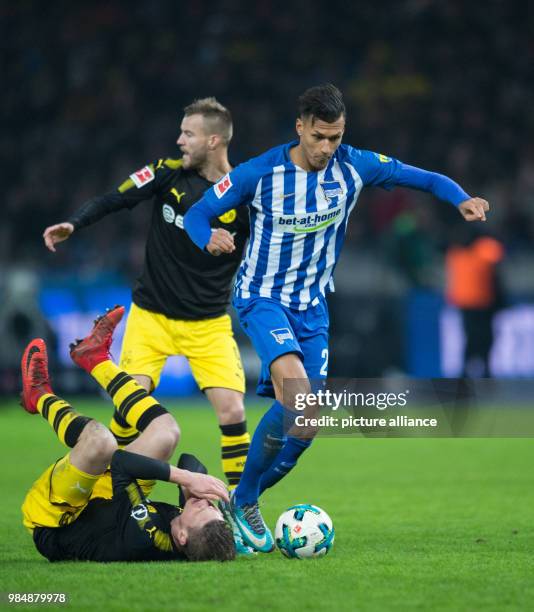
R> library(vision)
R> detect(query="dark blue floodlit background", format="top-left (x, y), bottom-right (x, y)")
top-left (2, 1), bottom-right (533, 395)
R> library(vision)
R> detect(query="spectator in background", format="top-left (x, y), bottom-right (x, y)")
top-left (0, 268), bottom-right (57, 394)
top-left (445, 230), bottom-right (505, 377)
top-left (384, 209), bottom-right (440, 288)
top-left (3, 2), bottom-right (533, 273)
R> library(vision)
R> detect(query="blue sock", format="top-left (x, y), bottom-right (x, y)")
top-left (234, 400), bottom-right (286, 505)
top-left (258, 436), bottom-right (312, 495)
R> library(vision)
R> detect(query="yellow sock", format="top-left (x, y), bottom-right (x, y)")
top-left (221, 430), bottom-right (250, 491)
top-left (37, 394), bottom-right (92, 448)
top-left (91, 361), bottom-right (166, 432)
top-left (108, 410), bottom-right (139, 448)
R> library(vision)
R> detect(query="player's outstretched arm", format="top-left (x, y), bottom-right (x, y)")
top-left (458, 197), bottom-right (489, 222)
top-left (393, 163), bottom-right (490, 221)
top-left (44, 162), bottom-right (162, 253)
top-left (43, 222), bottom-right (74, 252)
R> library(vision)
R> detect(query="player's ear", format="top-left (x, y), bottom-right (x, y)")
top-left (208, 134), bottom-right (220, 151)
top-left (177, 527), bottom-right (188, 547)
top-left (296, 117), bottom-right (303, 137)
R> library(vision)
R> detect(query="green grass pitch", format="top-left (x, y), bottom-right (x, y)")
top-left (1, 398), bottom-right (533, 611)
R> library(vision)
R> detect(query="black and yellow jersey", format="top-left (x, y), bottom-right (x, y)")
top-left (68, 158), bottom-right (249, 320)
top-left (32, 450), bottom-right (187, 563)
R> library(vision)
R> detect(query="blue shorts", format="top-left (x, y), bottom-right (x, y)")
top-left (233, 295), bottom-right (330, 398)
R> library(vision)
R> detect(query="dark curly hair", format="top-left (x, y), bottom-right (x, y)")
top-left (298, 83), bottom-right (346, 123)
top-left (184, 519), bottom-right (236, 562)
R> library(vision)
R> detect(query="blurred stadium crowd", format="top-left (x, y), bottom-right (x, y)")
top-left (2, 0), bottom-right (533, 389)
top-left (4, 1), bottom-right (534, 269)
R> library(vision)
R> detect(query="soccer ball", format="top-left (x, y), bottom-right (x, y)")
top-left (275, 504), bottom-right (335, 559)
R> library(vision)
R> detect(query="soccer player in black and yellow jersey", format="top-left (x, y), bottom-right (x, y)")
top-left (21, 306), bottom-right (235, 562)
top-left (43, 98), bottom-right (250, 493)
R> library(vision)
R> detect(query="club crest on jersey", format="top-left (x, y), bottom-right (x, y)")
top-left (320, 180), bottom-right (343, 203)
top-left (130, 165), bottom-right (155, 188)
top-left (218, 209), bottom-right (237, 224)
top-left (214, 174), bottom-right (233, 199)
top-left (270, 328), bottom-right (294, 345)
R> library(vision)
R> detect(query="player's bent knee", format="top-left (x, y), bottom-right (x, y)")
top-left (79, 421), bottom-right (118, 462)
top-left (216, 400), bottom-right (245, 425)
top-left (151, 413), bottom-right (181, 453)
top-left (167, 419), bottom-right (181, 448)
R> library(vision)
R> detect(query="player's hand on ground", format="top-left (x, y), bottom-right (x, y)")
top-left (206, 228), bottom-right (235, 256)
top-left (43, 222), bottom-right (75, 252)
top-left (173, 468), bottom-right (229, 502)
top-left (458, 197), bottom-right (489, 222)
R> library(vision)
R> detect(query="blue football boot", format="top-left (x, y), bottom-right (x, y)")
top-left (228, 491), bottom-right (274, 553)
top-left (219, 497), bottom-right (257, 557)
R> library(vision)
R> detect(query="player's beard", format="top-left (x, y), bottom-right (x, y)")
top-left (311, 156), bottom-right (330, 171)
top-left (182, 148), bottom-right (208, 170)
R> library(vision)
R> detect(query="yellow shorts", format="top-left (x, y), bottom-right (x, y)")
top-left (22, 455), bottom-right (100, 532)
top-left (22, 455), bottom-right (155, 532)
top-left (119, 304), bottom-right (245, 393)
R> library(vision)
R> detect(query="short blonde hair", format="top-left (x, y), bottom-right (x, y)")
top-left (184, 97), bottom-right (233, 145)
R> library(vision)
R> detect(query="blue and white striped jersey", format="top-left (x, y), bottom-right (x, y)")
top-left (184, 140), bottom-right (468, 310)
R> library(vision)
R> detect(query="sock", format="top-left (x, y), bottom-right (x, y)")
top-left (37, 393), bottom-right (92, 448)
top-left (258, 436), bottom-right (312, 495)
top-left (219, 421), bottom-right (251, 491)
top-left (91, 361), bottom-right (167, 432)
top-left (233, 401), bottom-right (287, 505)
top-left (109, 409), bottom-right (139, 448)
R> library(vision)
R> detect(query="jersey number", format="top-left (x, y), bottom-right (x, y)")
top-left (320, 349), bottom-right (329, 376)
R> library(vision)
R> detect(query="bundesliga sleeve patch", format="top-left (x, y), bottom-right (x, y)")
top-left (375, 153), bottom-right (392, 163)
top-left (130, 166), bottom-right (155, 188)
top-left (214, 173), bottom-right (233, 199)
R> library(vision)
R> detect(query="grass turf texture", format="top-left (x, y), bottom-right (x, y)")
top-left (1, 399), bottom-right (532, 612)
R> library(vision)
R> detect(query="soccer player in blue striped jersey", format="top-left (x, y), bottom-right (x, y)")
top-left (184, 84), bottom-right (489, 552)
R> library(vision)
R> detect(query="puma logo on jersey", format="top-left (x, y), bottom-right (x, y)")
top-left (170, 188), bottom-right (186, 203)
top-left (71, 481), bottom-right (89, 494)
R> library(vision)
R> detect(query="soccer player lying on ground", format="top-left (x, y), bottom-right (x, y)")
top-left (42, 98), bottom-right (251, 507)
top-left (20, 306), bottom-right (235, 562)
top-left (183, 83), bottom-right (490, 553)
